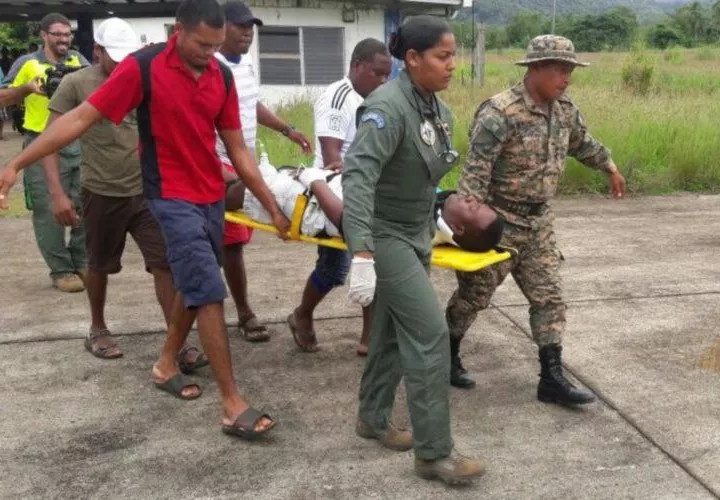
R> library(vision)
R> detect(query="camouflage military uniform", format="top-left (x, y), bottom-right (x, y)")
top-left (446, 38), bottom-right (614, 348)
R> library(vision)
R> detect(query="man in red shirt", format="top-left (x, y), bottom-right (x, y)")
top-left (0, 0), bottom-right (289, 440)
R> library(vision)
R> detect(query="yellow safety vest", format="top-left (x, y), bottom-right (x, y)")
top-left (8, 51), bottom-right (86, 133)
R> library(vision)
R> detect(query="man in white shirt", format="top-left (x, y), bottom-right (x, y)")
top-left (216, 1), bottom-right (312, 343)
top-left (310, 78), bottom-right (363, 169)
top-left (287, 39), bottom-right (392, 356)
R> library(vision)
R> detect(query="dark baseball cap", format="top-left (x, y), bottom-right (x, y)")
top-left (224, 1), bottom-right (263, 27)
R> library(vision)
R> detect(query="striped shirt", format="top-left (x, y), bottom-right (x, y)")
top-left (312, 77), bottom-right (363, 168)
top-left (214, 52), bottom-right (259, 163)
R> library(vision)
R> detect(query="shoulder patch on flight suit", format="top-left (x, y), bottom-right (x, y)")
top-left (360, 111), bottom-right (385, 129)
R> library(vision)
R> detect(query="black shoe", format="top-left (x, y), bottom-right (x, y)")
top-left (537, 344), bottom-right (595, 405)
top-left (451, 355), bottom-right (476, 389)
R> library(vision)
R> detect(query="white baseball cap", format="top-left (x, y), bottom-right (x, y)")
top-left (94, 17), bottom-right (139, 63)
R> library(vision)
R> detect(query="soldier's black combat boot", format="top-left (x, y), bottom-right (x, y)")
top-left (450, 337), bottom-right (476, 389)
top-left (537, 344), bottom-right (595, 405)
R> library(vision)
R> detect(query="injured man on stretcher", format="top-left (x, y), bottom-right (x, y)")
top-left (225, 158), bottom-right (505, 252)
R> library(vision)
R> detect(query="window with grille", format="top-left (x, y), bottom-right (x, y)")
top-left (258, 26), bottom-right (344, 85)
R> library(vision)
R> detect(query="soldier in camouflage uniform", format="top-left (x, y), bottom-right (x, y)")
top-left (444, 35), bottom-right (626, 406)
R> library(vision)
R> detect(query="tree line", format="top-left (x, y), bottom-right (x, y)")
top-left (0, 22), bottom-right (41, 52)
top-left (452, 1), bottom-right (720, 52)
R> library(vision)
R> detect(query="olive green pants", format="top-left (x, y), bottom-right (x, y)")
top-left (22, 134), bottom-right (86, 278)
top-left (358, 236), bottom-right (453, 460)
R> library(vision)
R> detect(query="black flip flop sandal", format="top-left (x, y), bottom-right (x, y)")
top-left (222, 407), bottom-right (276, 440)
top-left (154, 373), bottom-right (202, 400)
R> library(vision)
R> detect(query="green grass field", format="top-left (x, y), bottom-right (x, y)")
top-left (258, 46), bottom-right (720, 196)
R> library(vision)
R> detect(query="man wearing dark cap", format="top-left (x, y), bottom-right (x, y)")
top-left (216, 1), bottom-right (313, 343)
top-left (445, 35), bottom-right (626, 406)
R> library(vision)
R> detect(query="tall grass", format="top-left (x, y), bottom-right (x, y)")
top-left (255, 46), bottom-right (720, 196)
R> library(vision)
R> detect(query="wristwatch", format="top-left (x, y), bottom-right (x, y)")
top-left (281, 124), bottom-right (295, 137)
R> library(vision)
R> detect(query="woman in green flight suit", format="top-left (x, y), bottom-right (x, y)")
top-left (341, 16), bottom-right (486, 485)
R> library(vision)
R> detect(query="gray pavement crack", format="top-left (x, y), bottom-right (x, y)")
top-left (491, 303), bottom-right (720, 499)
top-left (3, 289), bottom-right (720, 346)
top-left (0, 313), bottom-right (365, 346)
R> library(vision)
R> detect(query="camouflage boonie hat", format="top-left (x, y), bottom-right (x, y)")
top-left (516, 34), bottom-right (589, 67)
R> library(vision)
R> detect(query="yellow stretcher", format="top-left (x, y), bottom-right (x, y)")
top-left (225, 194), bottom-right (513, 272)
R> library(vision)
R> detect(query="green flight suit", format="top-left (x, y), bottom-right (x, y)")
top-left (341, 70), bottom-right (457, 460)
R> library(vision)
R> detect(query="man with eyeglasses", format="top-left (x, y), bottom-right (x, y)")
top-left (0, 13), bottom-right (90, 293)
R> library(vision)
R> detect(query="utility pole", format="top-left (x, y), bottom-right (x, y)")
top-left (470, 0), bottom-right (485, 87)
top-left (551, 0), bottom-right (556, 34)
top-left (473, 23), bottom-right (485, 87)
top-left (470, 0), bottom-right (475, 83)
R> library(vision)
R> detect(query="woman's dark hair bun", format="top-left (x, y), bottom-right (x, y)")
top-left (388, 15), bottom-right (451, 62)
top-left (388, 27), bottom-right (403, 60)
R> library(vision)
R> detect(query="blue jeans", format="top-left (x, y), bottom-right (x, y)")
top-left (147, 198), bottom-right (226, 308)
top-left (311, 246), bottom-right (351, 294)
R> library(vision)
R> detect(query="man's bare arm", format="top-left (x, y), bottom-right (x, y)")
top-left (319, 137), bottom-right (344, 170)
top-left (0, 78), bottom-right (43, 107)
top-left (225, 181), bottom-right (245, 211)
top-left (7, 101), bottom-right (103, 173)
top-left (308, 181), bottom-right (343, 228)
top-left (219, 127), bottom-right (290, 237)
top-left (257, 102), bottom-right (286, 133)
top-left (220, 128), bottom-right (278, 214)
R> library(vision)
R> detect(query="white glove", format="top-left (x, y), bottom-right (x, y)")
top-left (297, 167), bottom-right (328, 190)
top-left (348, 256), bottom-right (376, 307)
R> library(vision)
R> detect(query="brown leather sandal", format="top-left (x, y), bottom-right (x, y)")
top-left (287, 313), bottom-right (320, 353)
top-left (84, 329), bottom-right (123, 359)
top-left (238, 314), bottom-right (271, 343)
top-left (177, 345), bottom-right (209, 374)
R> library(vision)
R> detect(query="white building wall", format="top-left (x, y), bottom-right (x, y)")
top-left (88, 5), bottom-right (384, 108)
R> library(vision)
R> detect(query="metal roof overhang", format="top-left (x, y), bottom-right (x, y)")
top-left (0, 0), bottom-right (466, 23)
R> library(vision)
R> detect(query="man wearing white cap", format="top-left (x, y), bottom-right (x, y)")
top-left (41, 17), bottom-right (207, 371)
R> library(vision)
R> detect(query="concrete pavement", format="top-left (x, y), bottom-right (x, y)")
top-left (1, 191), bottom-right (720, 499)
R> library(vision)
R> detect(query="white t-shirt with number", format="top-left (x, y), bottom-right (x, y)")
top-left (312, 77), bottom-right (363, 168)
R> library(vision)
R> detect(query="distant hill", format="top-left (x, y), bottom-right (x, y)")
top-left (457, 0), bottom-right (699, 24)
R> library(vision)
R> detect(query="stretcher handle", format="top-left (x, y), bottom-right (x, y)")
top-left (290, 193), bottom-right (310, 241)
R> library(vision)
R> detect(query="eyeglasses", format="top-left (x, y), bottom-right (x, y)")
top-left (47, 32), bottom-right (74, 40)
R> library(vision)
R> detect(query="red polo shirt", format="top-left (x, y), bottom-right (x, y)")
top-left (87, 34), bottom-right (241, 204)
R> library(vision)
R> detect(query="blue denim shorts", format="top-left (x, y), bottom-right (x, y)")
top-left (147, 198), bottom-right (227, 308)
top-left (311, 246), bottom-right (351, 295)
